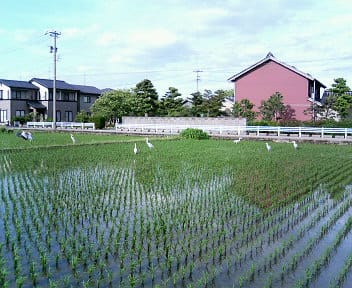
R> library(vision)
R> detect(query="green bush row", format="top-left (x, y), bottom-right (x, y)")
top-left (180, 128), bottom-right (209, 140)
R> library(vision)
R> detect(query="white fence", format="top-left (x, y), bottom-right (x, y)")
top-left (115, 124), bottom-right (352, 139)
top-left (27, 122), bottom-right (95, 130)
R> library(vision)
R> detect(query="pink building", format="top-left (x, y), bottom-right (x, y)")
top-left (228, 52), bottom-right (326, 121)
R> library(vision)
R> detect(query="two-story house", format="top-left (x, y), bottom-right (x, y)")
top-left (0, 77), bottom-right (102, 124)
top-left (0, 79), bottom-right (44, 123)
top-left (73, 84), bottom-right (102, 114)
top-left (30, 78), bottom-right (79, 122)
top-left (228, 52), bottom-right (326, 121)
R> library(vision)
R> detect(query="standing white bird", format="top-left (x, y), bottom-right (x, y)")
top-left (293, 141), bottom-right (298, 150)
top-left (265, 142), bottom-right (272, 152)
top-left (233, 137), bottom-right (242, 144)
top-left (146, 137), bottom-right (154, 149)
top-left (70, 134), bottom-right (76, 144)
top-left (134, 143), bottom-right (138, 154)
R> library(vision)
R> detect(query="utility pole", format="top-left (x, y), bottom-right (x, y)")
top-left (48, 30), bottom-right (61, 129)
top-left (193, 69), bottom-right (203, 92)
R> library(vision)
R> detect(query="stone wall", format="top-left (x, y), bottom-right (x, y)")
top-left (121, 116), bottom-right (246, 126)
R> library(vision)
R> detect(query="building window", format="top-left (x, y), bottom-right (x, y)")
top-left (56, 110), bottom-right (61, 122)
top-left (83, 96), bottom-right (91, 103)
top-left (62, 92), bottom-right (69, 101)
top-left (0, 110), bottom-right (8, 123)
top-left (65, 111), bottom-right (73, 122)
top-left (59, 91), bottom-right (75, 101)
top-left (0, 90), bottom-right (3, 100)
top-left (13, 90), bottom-right (24, 99)
top-left (15, 110), bottom-right (25, 117)
top-left (69, 92), bottom-right (76, 101)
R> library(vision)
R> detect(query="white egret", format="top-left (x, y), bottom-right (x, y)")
top-left (265, 142), bottom-right (272, 152)
top-left (27, 132), bottom-right (33, 142)
top-left (293, 141), bottom-right (298, 150)
top-left (134, 143), bottom-right (138, 154)
top-left (70, 134), bottom-right (76, 144)
top-left (233, 137), bottom-right (242, 144)
top-left (20, 131), bottom-right (28, 140)
top-left (146, 137), bottom-right (154, 149)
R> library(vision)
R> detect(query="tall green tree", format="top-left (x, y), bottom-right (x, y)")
top-left (259, 92), bottom-right (286, 121)
top-left (203, 89), bottom-right (227, 117)
top-left (232, 99), bottom-right (257, 121)
top-left (329, 77), bottom-right (350, 95)
top-left (189, 91), bottom-right (204, 116)
top-left (91, 89), bottom-right (133, 124)
top-left (133, 79), bottom-right (159, 116)
top-left (329, 78), bottom-right (352, 119)
top-left (159, 87), bottom-right (185, 116)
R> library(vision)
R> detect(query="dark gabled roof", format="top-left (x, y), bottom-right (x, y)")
top-left (227, 52), bottom-right (326, 88)
top-left (30, 78), bottom-right (78, 90)
top-left (72, 84), bottom-right (102, 95)
top-left (0, 79), bottom-right (39, 90)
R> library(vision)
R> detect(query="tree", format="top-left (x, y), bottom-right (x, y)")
top-left (158, 87), bottom-right (185, 116)
top-left (91, 89), bottom-right (133, 124)
top-left (232, 99), bottom-right (257, 121)
top-left (329, 77), bottom-right (350, 96)
top-left (318, 95), bottom-right (337, 119)
top-left (259, 92), bottom-right (286, 121)
top-left (189, 89), bottom-right (227, 117)
top-left (75, 110), bottom-right (91, 123)
top-left (206, 89), bottom-right (227, 117)
top-left (189, 91), bottom-right (204, 116)
top-left (304, 102), bottom-right (322, 122)
top-left (322, 78), bottom-right (352, 119)
top-left (133, 79), bottom-right (159, 116)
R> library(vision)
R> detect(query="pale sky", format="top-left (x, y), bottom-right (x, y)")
top-left (1, 0), bottom-right (351, 98)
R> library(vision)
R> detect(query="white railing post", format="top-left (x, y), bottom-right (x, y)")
top-left (321, 127), bottom-right (324, 138)
top-left (277, 126), bottom-right (280, 136)
top-left (299, 127), bottom-right (302, 138)
top-left (257, 126), bottom-right (259, 136)
top-left (345, 128), bottom-right (347, 139)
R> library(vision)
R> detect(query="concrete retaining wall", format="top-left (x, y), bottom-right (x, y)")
top-left (121, 116), bottom-right (246, 126)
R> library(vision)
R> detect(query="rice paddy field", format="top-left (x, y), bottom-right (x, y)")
top-left (0, 131), bottom-right (352, 287)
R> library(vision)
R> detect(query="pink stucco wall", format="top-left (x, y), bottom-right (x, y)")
top-left (235, 61), bottom-right (311, 121)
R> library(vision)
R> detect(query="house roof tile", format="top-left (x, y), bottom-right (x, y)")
top-left (0, 79), bottom-right (39, 90)
top-left (30, 78), bottom-right (78, 90)
top-left (72, 84), bottom-right (102, 95)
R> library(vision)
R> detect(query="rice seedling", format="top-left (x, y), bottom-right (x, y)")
top-left (0, 137), bottom-right (352, 287)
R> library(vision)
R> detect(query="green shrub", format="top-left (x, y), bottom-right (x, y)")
top-left (91, 114), bottom-right (106, 129)
top-left (75, 111), bottom-right (91, 123)
top-left (180, 128), bottom-right (209, 140)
